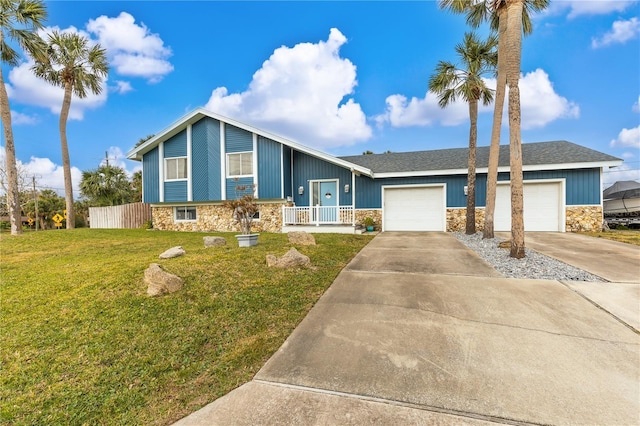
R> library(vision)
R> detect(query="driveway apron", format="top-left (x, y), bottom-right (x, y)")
top-left (175, 232), bottom-right (640, 426)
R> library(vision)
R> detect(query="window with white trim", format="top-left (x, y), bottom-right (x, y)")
top-left (227, 152), bottom-right (253, 177)
top-left (165, 157), bottom-right (187, 180)
top-left (175, 206), bottom-right (197, 221)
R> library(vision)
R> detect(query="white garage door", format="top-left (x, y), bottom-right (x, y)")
top-left (383, 185), bottom-right (445, 231)
top-left (495, 181), bottom-right (564, 232)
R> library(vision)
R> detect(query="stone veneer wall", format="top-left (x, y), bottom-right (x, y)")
top-left (152, 202), bottom-right (285, 233)
top-left (354, 209), bottom-right (382, 230)
top-left (565, 205), bottom-right (603, 232)
top-left (447, 206), bottom-right (603, 233)
top-left (447, 208), bottom-right (486, 232)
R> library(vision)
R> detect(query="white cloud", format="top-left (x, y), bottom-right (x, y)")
top-left (204, 28), bottom-right (372, 149)
top-left (516, 69), bottom-right (580, 129)
top-left (592, 17), bottom-right (640, 48)
top-left (111, 80), bottom-right (133, 94)
top-left (378, 68), bottom-right (578, 130)
top-left (10, 110), bottom-right (37, 125)
top-left (603, 163), bottom-right (640, 188)
top-left (86, 12), bottom-right (173, 83)
top-left (549, 1), bottom-right (636, 19)
top-left (6, 60), bottom-right (108, 120)
top-left (610, 125), bottom-right (640, 149)
top-left (0, 147), bottom-right (82, 197)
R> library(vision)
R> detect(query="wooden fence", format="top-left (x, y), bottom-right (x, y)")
top-left (89, 203), bottom-right (152, 229)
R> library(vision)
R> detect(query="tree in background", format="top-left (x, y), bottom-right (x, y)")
top-left (429, 32), bottom-right (497, 235)
top-left (80, 164), bottom-right (136, 207)
top-left (22, 189), bottom-right (64, 230)
top-left (132, 170), bottom-right (142, 202)
top-left (0, 0), bottom-right (47, 235)
top-left (32, 31), bottom-right (109, 229)
top-left (439, 0), bottom-right (548, 258)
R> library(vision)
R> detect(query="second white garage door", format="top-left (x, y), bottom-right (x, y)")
top-left (383, 185), bottom-right (446, 231)
top-left (494, 180), bottom-right (564, 232)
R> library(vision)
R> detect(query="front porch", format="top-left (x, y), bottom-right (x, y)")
top-left (282, 205), bottom-right (358, 234)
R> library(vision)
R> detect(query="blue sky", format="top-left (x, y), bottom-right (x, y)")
top-left (2, 0), bottom-right (639, 196)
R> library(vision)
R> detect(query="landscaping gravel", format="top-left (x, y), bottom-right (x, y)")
top-left (454, 232), bottom-right (604, 282)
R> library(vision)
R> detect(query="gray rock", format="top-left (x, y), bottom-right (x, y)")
top-left (159, 246), bottom-right (186, 259)
top-left (204, 236), bottom-right (227, 247)
top-left (266, 247), bottom-right (312, 268)
top-left (145, 263), bottom-right (184, 296)
top-left (288, 231), bottom-right (316, 246)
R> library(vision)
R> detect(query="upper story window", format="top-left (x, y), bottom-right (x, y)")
top-left (227, 152), bottom-right (253, 177)
top-left (165, 157), bottom-right (187, 180)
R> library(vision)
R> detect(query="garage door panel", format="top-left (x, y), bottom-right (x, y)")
top-left (384, 186), bottom-right (445, 232)
top-left (495, 182), bottom-right (563, 232)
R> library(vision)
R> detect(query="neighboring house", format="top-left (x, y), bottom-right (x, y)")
top-left (127, 108), bottom-right (622, 233)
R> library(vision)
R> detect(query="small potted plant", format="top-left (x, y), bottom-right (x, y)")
top-left (363, 216), bottom-right (375, 232)
top-left (223, 182), bottom-right (259, 247)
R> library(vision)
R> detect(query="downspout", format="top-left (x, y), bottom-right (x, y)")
top-left (220, 122), bottom-right (226, 200)
top-left (187, 124), bottom-right (193, 202)
top-left (351, 168), bottom-right (356, 226)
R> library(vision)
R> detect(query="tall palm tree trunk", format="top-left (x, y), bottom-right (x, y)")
top-left (506, 0), bottom-right (525, 258)
top-left (60, 83), bottom-right (75, 229)
top-left (0, 68), bottom-right (23, 235)
top-left (483, 5), bottom-right (507, 240)
top-left (466, 98), bottom-right (478, 234)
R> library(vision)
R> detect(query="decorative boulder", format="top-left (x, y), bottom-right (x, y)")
top-left (204, 236), bottom-right (227, 247)
top-left (266, 247), bottom-right (312, 269)
top-left (159, 246), bottom-right (186, 259)
top-left (145, 263), bottom-right (184, 296)
top-left (288, 231), bottom-right (316, 246)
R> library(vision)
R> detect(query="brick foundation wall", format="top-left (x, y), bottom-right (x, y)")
top-left (151, 202), bottom-right (285, 233)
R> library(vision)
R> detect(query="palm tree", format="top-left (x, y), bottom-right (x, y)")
top-left (0, 0), bottom-right (47, 235)
top-left (32, 31), bottom-right (108, 229)
top-left (439, 0), bottom-right (548, 258)
top-left (428, 32), bottom-right (497, 235)
top-left (80, 165), bottom-right (135, 207)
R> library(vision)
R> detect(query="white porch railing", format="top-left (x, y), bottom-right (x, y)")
top-left (282, 205), bottom-right (354, 226)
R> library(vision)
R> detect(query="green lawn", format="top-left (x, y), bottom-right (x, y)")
top-left (0, 229), bottom-right (371, 425)
top-left (579, 229), bottom-right (640, 246)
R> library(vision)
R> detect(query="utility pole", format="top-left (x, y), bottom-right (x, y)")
top-left (105, 151), bottom-right (109, 167)
top-left (32, 175), bottom-right (39, 231)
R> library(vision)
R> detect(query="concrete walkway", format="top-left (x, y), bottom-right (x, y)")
top-left (174, 232), bottom-right (640, 425)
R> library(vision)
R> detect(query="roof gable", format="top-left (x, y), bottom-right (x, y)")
top-left (126, 108), bottom-right (372, 176)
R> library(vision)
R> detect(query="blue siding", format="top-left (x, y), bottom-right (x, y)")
top-left (354, 168), bottom-right (602, 209)
top-left (292, 151), bottom-right (352, 207)
top-left (226, 125), bottom-right (253, 153)
top-left (355, 175), bottom-right (465, 209)
top-left (257, 136), bottom-right (282, 199)
top-left (164, 130), bottom-right (187, 157)
top-left (226, 177), bottom-right (254, 199)
top-left (192, 118), bottom-right (221, 201)
top-left (282, 146), bottom-right (292, 199)
top-left (164, 181), bottom-right (188, 202)
top-left (142, 147), bottom-right (159, 203)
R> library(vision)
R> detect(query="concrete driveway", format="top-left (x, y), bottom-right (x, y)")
top-left (175, 232), bottom-right (640, 425)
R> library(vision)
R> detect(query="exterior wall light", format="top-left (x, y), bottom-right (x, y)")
top-left (298, 186), bottom-right (304, 195)
top-left (344, 184), bottom-right (350, 193)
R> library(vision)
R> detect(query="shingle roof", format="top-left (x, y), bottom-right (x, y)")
top-left (339, 141), bottom-right (621, 174)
